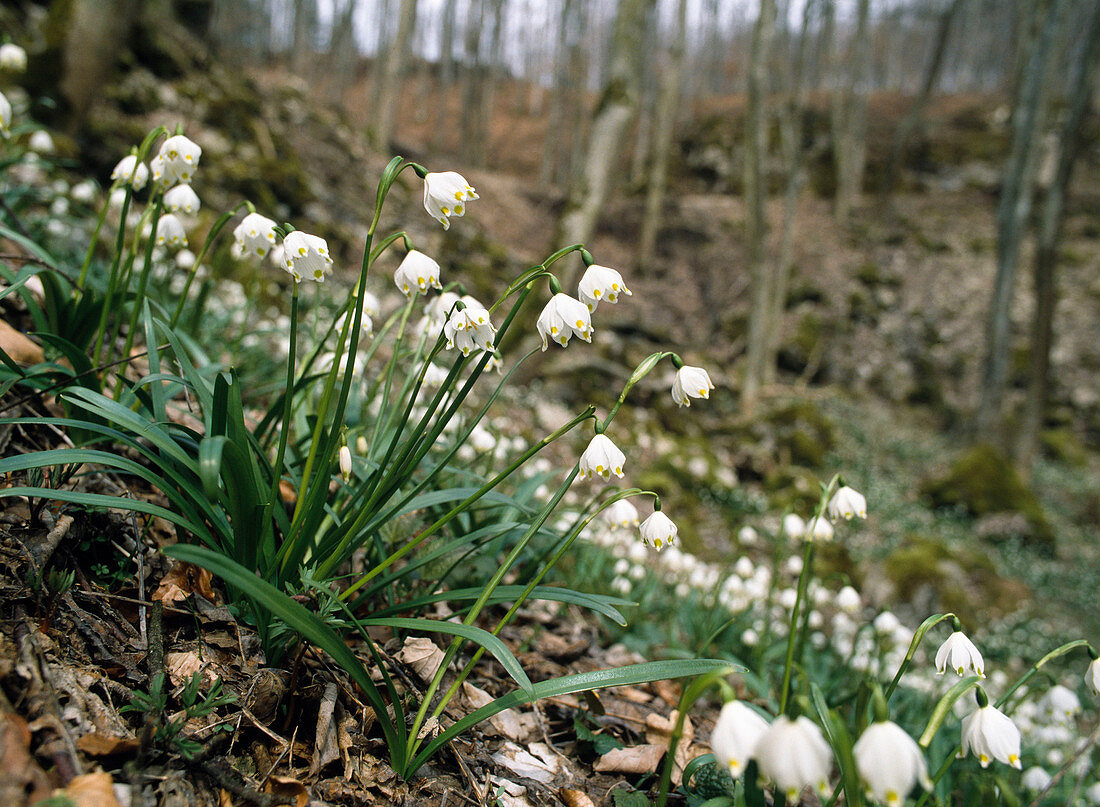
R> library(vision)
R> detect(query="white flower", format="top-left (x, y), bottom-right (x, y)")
top-left (71, 180), bottom-right (98, 204)
top-left (339, 446), bottom-right (353, 482)
top-left (755, 715), bottom-right (833, 801)
top-left (853, 721), bottom-right (931, 807)
top-left (444, 298), bottom-right (496, 356)
top-left (935, 631), bottom-right (985, 678)
top-left (423, 290), bottom-right (462, 327)
top-left (423, 170), bottom-right (478, 229)
top-left (164, 184), bottom-right (200, 215)
top-left (0, 91), bottom-right (12, 137)
top-left (602, 499), bottom-right (639, 529)
top-left (828, 485), bottom-right (867, 521)
top-left (960, 704), bottom-right (1021, 769)
top-left (151, 134), bottom-right (201, 185)
top-left (738, 525), bottom-right (758, 545)
top-left (394, 250), bottom-right (442, 297)
top-left (639, 511), bottom-right (677, 551)
top-left (283, 231), bottom-right (332, 283)
top-left (741, 629), bottom-right (759, 646)
top-left (1087, 781), bottom-right (1100, 805)
top-left (578, 264), bottom-right (631, 311)
top-left (175, 249), bottom-right (196, 270)
top-left (233, 212), bottom-right (278, 259)
top-left (1021, 766), bottom-right (1051, 792)
top-left (711, 701), bottom-right (770, 779)
top-left (836, 585), bottom-right (861, 614)
top-left (155, 214), bottom-right (188, 249)
top-left (1086, 657), bottom-right (1100, 697)
top-left (0, 44), bottom-right (27, 72)
top-left (28, 131), bottom-right (54, 154)
top-left (536, 293), bottom-right (593, 350)
top-left (782, 513), bottom-right (805, 539)
top-left (873, 611), bottom-right (901, 635)
top-left (1040, 685), bottom-right (1081, 723)
top-left (807, 515), bottom-right (834, 542)
top-left (671, 365), bottom-right (714, 407)
top-left (362, 291), bottom-right (382, 318)
top-left (111, 155), bottom-right (149, 191)
top-left (579, 434), bottom-right (626, 481)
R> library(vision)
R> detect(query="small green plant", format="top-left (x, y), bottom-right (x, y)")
top-left (121, 671), bottom-right (237, 760)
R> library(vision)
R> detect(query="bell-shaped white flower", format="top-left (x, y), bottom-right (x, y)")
top-left (1086, 657), bottom-right (1100, 697)
top-left (394, 250), bottom-right (442, 297)
top-left (828, 485), bottom-right (867, 521)
top-left (111, 154), bottom-right (149, 191)
top-left (423, 171), bottom-right (478, 229)
top-left (444, 298), bottom-right (496, 356)
top-left (602, 499), bottom-right (639, 529)
top-left (1086, 781), bottom-right (1100, 805)
top-left (0, 44), bottom-right (27, 73)
top-left (233, 212), bottom-right (278, 259)
top-left (807, 515), bottom-right (834, 542)
top-left (362, 291), bottom-right (382, 318)
top-left (710, 701), bottom-right (770, 779)
top-left (1022, 766), bottom-right (1052, 792)
top-left (283, 231), bottom-right (332, 283)
top-left (836, 585), bottom-right (862, 614)
top-left (0, 91), bottom-right (13, 138)
top-left (935, 630), bottom-right (985, 678)
top-left (671, 365), bottom-right (714, 407)
top-left (155, 214), bottom-right (188, 249)
top-left (782, 513), bottom-right (805, 539)
top-left (853, 721), bottom-right (931, 807)
top-left (164, 184), bottom-right (200, 215)
top-left (960, 703), bottom-right (1021, 769)
top-left (28, 131), bottom-right (55, 154)
top-left (755, 715), bottom-right (833, 801)
top-left (423, 290), bottom-right (461, 327)
top-left (578, 264), bottom-right (631, 311)
top-left (639, 511), bottom-right (677, 551)
top-left (151, 134), bottom-right (201, 185)
top-left (579, 434), bottom-right (626, 481)
top-left (536, 293), bottom-right (593, 350)
top-left (339, 445), bottom-right (353, 483)
top-left (1040, 684), bottom-right (1081, 724)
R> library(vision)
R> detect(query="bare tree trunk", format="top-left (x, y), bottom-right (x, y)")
top-left (741, 0), bottom-right (777, 410)
top-left (539, 0), bottom-right (578, 186)
top-left (555, 0), bottom-right (654, 280)
top-left (459, 0), bottom-right (487, 164)
top-left (637, 0), bottom-right (687, 268)
top-left (975, 0), bottom-right (1064, 444)
top-left (439, 0), bottom-right (458, 86)
top-left (1018, 0), bottom-right (1100, 464)
top-left (883, 0), bottom-right (966, 197)
top-left (832, 0), bottom-right (871, 219)
top-left (371, 0), bottom-right (418, 149)
top-left (327, 0), bottom-right (361, 101)
top-left (628, 2), bottom-right (660, 189)
top-left (292, 0), bottom-right (318, 75)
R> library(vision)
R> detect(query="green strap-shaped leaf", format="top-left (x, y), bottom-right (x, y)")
top-left (373, 585), bottom-right (633, 627)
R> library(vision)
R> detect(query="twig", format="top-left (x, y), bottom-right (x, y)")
top-left (71, 588), bottom-right (190, 616)
top-left (257, 725), bottom-right (297, 791)
top-left (1027, 718), bottom-right (1100, 807)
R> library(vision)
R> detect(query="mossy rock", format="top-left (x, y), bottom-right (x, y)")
top-left (777, 313), bottom-right (829, 378)
top-left (766, 400), bottom-right (837, 471)
top-left (919, 444), bottom-right (1055, 551)
top-left (762, 466), bottom-right (821, 513)
top-left (1040, 428), bottom-right (1088, 467)
top-left (815, 541), bottom-right (861, 590)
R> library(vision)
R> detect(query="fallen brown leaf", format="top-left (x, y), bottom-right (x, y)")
top-left (0, 318), bottom-right (44, 365)
top-left (396, 636), bottom-right (445, 682)
top-left (593, 743), bottom-right (665, 774)
top-left (311, 682), bottom-right (340, 775)
top-left (0, 712), bottom-right (53, 805)
top-left (265, 775), bottom-right (309, 807)
top-left (57, 771), bottom-right (123, 807)
top-left (76, 732), bottom-right (141, 757)
top-left (153, 561), bottom-right (217, 604)
top-left (462, 683), bottom-right (528, 742)
top-left (165, 651), bottom-right (205, 687)
top-left (558, 788), bottom-right (596, 807)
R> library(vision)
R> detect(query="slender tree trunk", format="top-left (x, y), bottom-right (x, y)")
top-left (539, 0), bottom-right (577, 186)
top-left (371, 0), bottom-right (418, 149)
top-left (832, 0), bottom-right (871, 220)
top-left (459, 0), bottom-right (486, 164)
top-left (883, 0), bottom-right (966, 197)
top-left (975, 0), bottom-right (1064, 444)
top-left (291, 0), bottom-right (318, 75)
top-left (1018, 0), bottom-right (1100, 464)
top-left (637, 0), bottom-right (687, 268)
top-left (327, 0), bottom-right (361, 101)
top-left (741, 0), bottom-right (777, 410)
top-left (555, 0), bottom-right (654, 282)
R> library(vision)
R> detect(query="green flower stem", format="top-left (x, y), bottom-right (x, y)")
top-left (113, 193), bottom-right (165, 399)
top-left (75, 189), bottom-right (113, 290)
top-left (600, 351), bottom-right (672, 430)
top-left (488, 244), bottom-right (584, 315)
top-left (91, 185), bottom-right (135, 366)
top-left (885, 613), bottom-right (956, 702)
top-left (369, 230), bottom-right (410, 264)
top-left (365, 294), bottom-right (419, 455)
top-left (169, 201), bottom-right (249, 328)
top-left (336, 406), bottom-right (596, 602)
top-left (918, 675), bottom-right (983, 749)
top-left (994, 639), bottom-right (1092, 711)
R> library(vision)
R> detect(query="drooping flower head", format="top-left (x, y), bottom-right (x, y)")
top-left (233, 212), bottom-right (278, 259)
top-left (639, 511), bottom-right (677, 551)
top-left (806, 516), bottom-right (834, 542)
top-left (151, 134), bottom-right (202, 185)
top-left (423, 171), bottom-right (478, 230)
top-left (283, 231), bottom-right (332, 283)
top-left (339, 445), bottom-right (353, 483)
top-left (853, 721), bottom-right (931, 807)
top-left (28, 131), bottom-right (55, 154)
top-left (536, 293), bottom-right (593, 350)
top-left (578, 264), bottom-right (631, 311)
top-left (1086, 656), bottom-right (1100, 697)
top-left (578, 434), bottom-right (626, 481)
top-left (164, 184), bottom-right (201, 215)
top-left (1022, 767), bottom-right (1052, 793)
top-left (0, 44), bottom-right (27, 73)
top-left (155, 214), bottom-right (188, 249)
top-left (782, 513), bottom-right (805, 539)
top-left (935, 630), bottom-right (985, 678)
top-left (710, 701), bottom-right (770, 779)
top-left (443, 297), bottom-right (496, 356)
top-left (960, 702), bottom-right (1021, 769)
top-left (111, 154), bottom-right (149, 191)
top-left (1040, 684), bottom-right (1081, 724)
top-left (671, 365), bottom-right (714, 407)
top-left (0, 91), bottom-right (12, 138)
top-left (828, 485), bottom-right (867, 521)
top-left (755, 715), bottom-right (833, 801)
top-left (602, 499), bottom-right (639, 530)
top-left (394, 250), bottom-right (442, 297)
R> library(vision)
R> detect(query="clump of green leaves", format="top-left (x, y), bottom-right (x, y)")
top-left (121, 671), bottom-right (237, 759)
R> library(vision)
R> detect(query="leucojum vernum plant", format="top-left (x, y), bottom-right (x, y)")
top-left (3, 81), bottom-right (1100, 805)
top-left (0, 112), bottom-right (728, 778)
